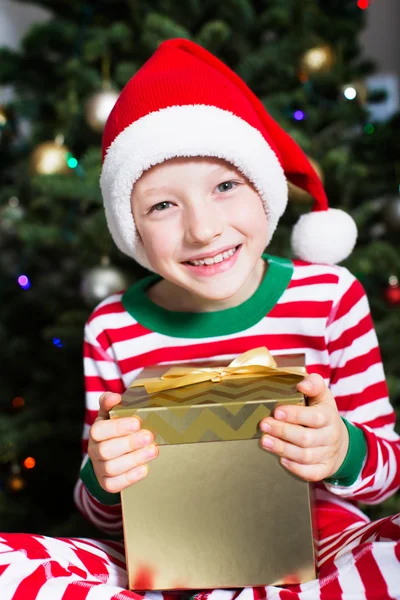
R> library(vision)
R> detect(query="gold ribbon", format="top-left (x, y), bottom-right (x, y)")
top-left (129, 347), bottom-right (306, 394)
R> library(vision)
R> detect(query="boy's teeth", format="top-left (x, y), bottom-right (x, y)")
top-left (188, 246), bottom-right (237, 266)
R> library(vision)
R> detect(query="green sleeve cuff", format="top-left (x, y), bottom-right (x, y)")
top-left (324, 417), bottom-right (367, 487)
top-left (80, 458), bottom-right (121, 505)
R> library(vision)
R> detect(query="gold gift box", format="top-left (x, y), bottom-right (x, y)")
top-left (110, 351), bottom-right (316, 591)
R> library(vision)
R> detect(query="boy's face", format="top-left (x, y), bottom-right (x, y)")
top-left (131, 157), bottom-right (269, 310)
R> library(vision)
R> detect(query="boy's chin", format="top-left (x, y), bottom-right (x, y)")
top-left (197, 286), bottom-right (241, 301)
top-left (184, 281), bottom-right (247, 305)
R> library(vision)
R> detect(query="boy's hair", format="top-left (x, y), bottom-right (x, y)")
top-left (100, 38), bottom-right (357, 271)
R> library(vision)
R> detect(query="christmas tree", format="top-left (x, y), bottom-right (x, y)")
top-left (0, 0), bottom-right (399, 536)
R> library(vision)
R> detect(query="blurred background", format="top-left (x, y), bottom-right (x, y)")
top-left (0, 0), bottom-right (399, 539)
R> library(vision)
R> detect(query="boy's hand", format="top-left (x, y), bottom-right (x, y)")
top-left (88, 392), bottom-right (158, 494)
top-left (259, 373), bottom-right (349, 482)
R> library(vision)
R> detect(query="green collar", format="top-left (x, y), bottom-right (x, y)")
top-left (122, 253), bottom-right (293, 338)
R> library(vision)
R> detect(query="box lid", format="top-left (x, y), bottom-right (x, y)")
top-left (110, 354), bottom-right (306, 445)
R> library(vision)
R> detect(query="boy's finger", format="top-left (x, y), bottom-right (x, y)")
top-left (296, 373), bottom-right (336, 408)
top-left (269, 404), bottom-right (329, 428)
top-left (97, 392), bottom-right (123, 420)
top-left (90, 415), bottom-right (142, 442)
top-left (260, 416), bottom-right (329, 443)
top-left (261, 433), bottom-right (329, 465)
top-left (279, 458), bottom-right (327, 483)
top-left (101, 465), bottom-right (149, 494)
top-left (100, 444), bottom-right (158, 477)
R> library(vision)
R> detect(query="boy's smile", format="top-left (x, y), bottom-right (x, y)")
top-left (131, 157), bottom-right (269, 312)
top-left (183, 244), bottom-right (241, 274)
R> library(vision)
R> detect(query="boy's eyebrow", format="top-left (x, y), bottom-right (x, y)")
top-left (140, 186), bottom-right (174, 198)
top-left (210, 164), bottom-right (240, 176)
top-left (138, 165), bottom-right (242, 198)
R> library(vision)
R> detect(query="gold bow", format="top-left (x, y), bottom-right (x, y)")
top-left (129, 347), bottom-right (306, 394)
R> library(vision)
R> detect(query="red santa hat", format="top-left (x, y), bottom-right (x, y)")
top-left (100, 38), bottom-right (357, 271)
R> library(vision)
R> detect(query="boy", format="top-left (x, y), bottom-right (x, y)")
top-left (1, 38), bottom-right (399, 600)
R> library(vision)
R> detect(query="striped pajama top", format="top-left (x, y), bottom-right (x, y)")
top-left (74, 254), bottom-right (400, 541)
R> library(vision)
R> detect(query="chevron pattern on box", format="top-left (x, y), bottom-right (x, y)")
top-left (118, 377), bottom-right (304, 444)
top-left (123, 376), bottom-right (301, 409)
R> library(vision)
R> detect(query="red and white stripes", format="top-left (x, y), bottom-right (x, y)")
top-left (75, 261), bottom-right (400, 537)
top-left (0, 515), bottom-right (399, 599)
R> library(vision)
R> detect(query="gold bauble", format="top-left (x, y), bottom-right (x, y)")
top-left (0, 105), bottom-right (8, 145)
top-left (0, 106), bottom-right (7, 127)
top-left (30, 140), bottom-right (71, 175)
top-left (288, 157), bottom-right (324, 203)
top-left (299, 45), bottom-right (335, 77)
top-left (341, 81), bottom-right (368, 105)
top-left (85, 88), bottom-right (119, 133)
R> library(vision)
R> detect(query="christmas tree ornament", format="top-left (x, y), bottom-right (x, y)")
top-left (85, 86), bottom-right (119, 133)
top-left (80, 256), bottom-right (129, 306)
top-left (299, 45), bottom-right (335, 78)
top-left (0, 104), bottom-right (17, 147)
top-left (382, 194), bottom-right (400, 231)
top-left (0, 105), bottom-right (8, 130)
top-left (288, 157), bottom-right (323, 203)
top-left (30, 135), bottom-right (71, 175)
top-left (385, 275), bottom-right (400, 305)
top-left (341, 81), bottom-right (368, 105)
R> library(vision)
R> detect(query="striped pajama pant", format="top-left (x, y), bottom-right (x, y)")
top-left (1, 512), bottom-right (399, 600)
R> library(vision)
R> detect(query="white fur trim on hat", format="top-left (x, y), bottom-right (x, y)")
top-left (100, 104), bottom-right (287, 270)
top-left (291, 208), bottom-right (357, 265)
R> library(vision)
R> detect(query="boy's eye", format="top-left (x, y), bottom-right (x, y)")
top-left (216, 181), bottom-right (237, 193)
top-left (149, 201), bottom-right (172, 213)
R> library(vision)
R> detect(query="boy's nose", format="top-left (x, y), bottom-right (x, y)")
top-left (184, 205), bottom-right (224, 245)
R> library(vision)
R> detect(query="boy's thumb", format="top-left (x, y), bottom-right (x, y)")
top-left (296, 373), bottom-right (335, 407)
top-left (97, 391), bottom-right (122, 419)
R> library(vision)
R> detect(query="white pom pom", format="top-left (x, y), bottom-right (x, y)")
top-left (291, 208), bottom-right (357, 264)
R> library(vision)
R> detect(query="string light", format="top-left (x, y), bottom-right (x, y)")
top-left (8, 475), bottom-right (25, 492)
top-left (343, 86), bottom-right (357, 100)
top-left (357, 0), bottom-right (369, 9)
top-left (12, 397), bottom-right (25, 408)
top-left (52, 337), bottom-right (64, 348)
top-left (17, 275), bottom-right (30, 289)
top-left (67, 153), bottom-right (78, 169)
top-left (293, 110), bottom-right (305, 121)
top-left (364, 123), bottom-right (375, 135)
top-left (23, 457), bottom-right (36, 469)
